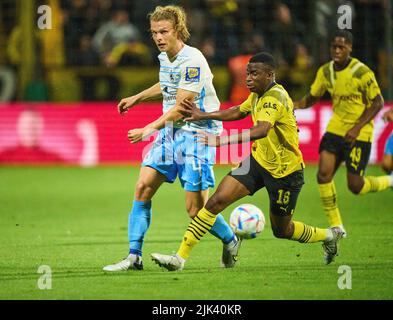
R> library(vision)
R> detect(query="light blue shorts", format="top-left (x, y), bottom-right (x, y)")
top-left (384, 133), bottom-right (393, 155)
top-left (142, 127), bottom-right (216, 191)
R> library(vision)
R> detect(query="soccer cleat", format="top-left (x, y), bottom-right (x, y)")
top-left (221, 235), bottom-right (242, 268)
top-left (322, 227), bottom-right (344, 265)
top-left (336, 224), bottom-right (347, 238)
top-left (150, 253), bottom-right (184, 271)
top-left (102, 254), bottom-right (143, 271)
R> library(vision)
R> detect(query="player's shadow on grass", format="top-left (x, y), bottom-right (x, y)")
top-left (0, 269), bottom-right (142, 281)
top-left (57, 241), bottom-right (127, 246)
top-left (0, 268), bottom-right (214, 281)
top-left (54, 238), bottom-right (216, 247)
top-left (2, 260), bottom-right (388, 283)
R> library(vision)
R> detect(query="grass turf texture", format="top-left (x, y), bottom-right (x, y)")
top-left (0, 165), bottom-right (392, 300)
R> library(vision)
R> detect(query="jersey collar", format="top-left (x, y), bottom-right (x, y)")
top-left (167, 44), bottom-right (187, 63)
top-left (259, 81), bottom-right (277, 97)
top-left (333, 57), bottom-right (353, 71)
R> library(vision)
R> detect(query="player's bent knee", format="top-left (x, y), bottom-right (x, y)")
top-left (317, 171), bottom-right (333, 184)
top-left (205, 195), bottom-right (226, 214)
top-left (186, 206), bottom-right (200, 218)
top-left (347, 181), bottom-right (362, 195)
top-left (134, 181), bottom-right (155, 200)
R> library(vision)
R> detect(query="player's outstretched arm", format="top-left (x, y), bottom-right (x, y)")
top-left (127, 88), bottom-right (196, 143)
top-left (199, 121), bottom-right (271, 147)
top-left (294, 93), bottom-right (320, 110)
top-left (117, 82), bottom-right (162, 115)
top-left (344, 94), bottom-right (384, 144)
top-left (179, 99), bottom-right (247, 122)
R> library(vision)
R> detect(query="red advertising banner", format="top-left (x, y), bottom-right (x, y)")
top-left (0, 102), bottom-right (391, 166)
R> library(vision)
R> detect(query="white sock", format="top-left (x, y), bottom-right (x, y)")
top-left (175, 254), bottom-right (186, 263)
top-left (326, 229), bottom-right (333, 241)
top-left (127, 253), bottom-right (140, 261)
top-left (227, 237), bottom-right (238, 247)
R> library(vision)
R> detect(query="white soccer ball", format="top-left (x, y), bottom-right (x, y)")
top-left (229, 204), bottom-right (265, 239)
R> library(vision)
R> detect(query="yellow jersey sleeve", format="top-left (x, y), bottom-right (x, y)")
top-left (310, 66), bottom-right (327, 98)
top-left (254, 96), bottom-right (282, 125)
top-left (239, 93), bottom-right (253, 113)
top-left (360, 70), bottom-right (381, 102)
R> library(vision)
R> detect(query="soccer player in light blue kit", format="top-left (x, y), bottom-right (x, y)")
top-left (103, 5), bottom-right (240, 271)
top-left (382, 109), bottom-right (393, 174)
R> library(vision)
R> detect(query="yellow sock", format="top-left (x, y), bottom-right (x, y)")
top-left (318, 181), bottom-right (343, 227)
top-left (177, 207), bottom-right (217, 260)
top-left (291, 221), bottom-right (327, 243)
top-left (359, 176), bottom-right (391, 194)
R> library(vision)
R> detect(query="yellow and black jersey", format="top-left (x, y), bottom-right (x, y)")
top-left (239, 83), bottom-right (304, 178)
top-left (310, 57), bottom-right (381, 142)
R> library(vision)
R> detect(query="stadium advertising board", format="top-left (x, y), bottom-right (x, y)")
top-left (0, 102), bottom-right (391, 165)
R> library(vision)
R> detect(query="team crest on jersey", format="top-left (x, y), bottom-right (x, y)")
top-left (169, 72), bottom-right (181, 83)
top-left (185, 67), bottom-right (200, 82)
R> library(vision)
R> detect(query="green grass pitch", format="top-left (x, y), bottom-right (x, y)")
top-left (0, 164), bottom-right (392, 300)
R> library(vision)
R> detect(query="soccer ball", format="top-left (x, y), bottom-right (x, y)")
top-left (229, 204), bottom-right (265, 239)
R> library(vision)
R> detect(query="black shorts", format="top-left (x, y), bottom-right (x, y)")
top-left (228, 155), bottom-right (305, 216)
top-left (319, 132), bottom-right (371, 176)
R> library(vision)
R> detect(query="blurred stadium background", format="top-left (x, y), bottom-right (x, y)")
top-left (0, 0), bottom-right (392, 165)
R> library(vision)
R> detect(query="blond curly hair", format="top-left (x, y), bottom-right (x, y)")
top-left (148, 5), bottom-right (190, 42)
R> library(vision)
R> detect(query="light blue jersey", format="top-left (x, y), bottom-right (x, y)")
top-left (142, 44), bottom-right (222, 191)
top-left (158, 44), bottom-right (223, 135)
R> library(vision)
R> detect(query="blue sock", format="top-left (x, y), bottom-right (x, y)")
top-left (209, 213), bottom-right (235, 244)
top-left (128, 200), bottom-right (152, 256)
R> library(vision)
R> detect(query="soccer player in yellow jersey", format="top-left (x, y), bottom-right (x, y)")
top-left (151, 52), bottom-right (344, 271)
top-left (294, 30), bottom-right (393, 237)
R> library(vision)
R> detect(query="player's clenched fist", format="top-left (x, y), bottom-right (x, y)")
top-left (128, 127), bottom-right (156, 144)
top-left (117, 96), bottom-right (140, 115)
top-left (128, 128), bottom-right (144, 143)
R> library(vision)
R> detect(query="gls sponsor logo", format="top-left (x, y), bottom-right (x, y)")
top-left (263, 102), bottom-right (278, 110)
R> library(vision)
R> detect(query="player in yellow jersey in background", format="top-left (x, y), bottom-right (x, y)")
top-left (294, 30), bottom-right (393, 237)
top-left (151, 52), bottom-right (344, 271)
